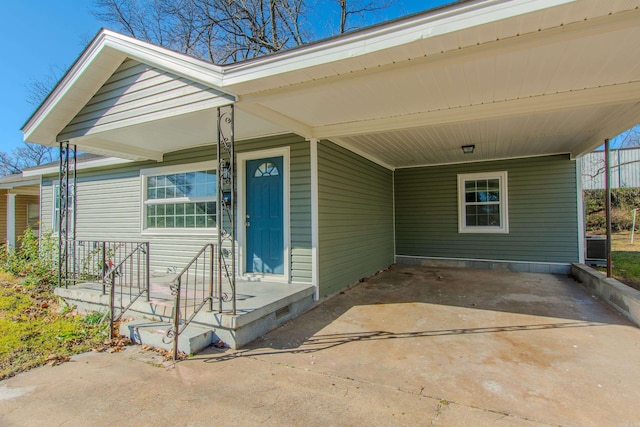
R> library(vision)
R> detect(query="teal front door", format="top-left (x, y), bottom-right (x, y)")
top-left (246, 157), bottom-right (284, 274)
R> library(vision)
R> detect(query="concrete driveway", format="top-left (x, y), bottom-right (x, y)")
top-left (2, 265), bottom-right (640, 426)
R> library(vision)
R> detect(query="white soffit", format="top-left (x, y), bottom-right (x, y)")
top-left (332, 102), bottom-right (640, 168)
top-left (51, 107), bottom-right (286, 162)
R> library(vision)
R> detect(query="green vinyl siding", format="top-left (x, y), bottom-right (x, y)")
top-left (394, 154), bottom-right (579, 263)
top-left (40, 135), bottom-right (312, 281)
top-left (318, 141), bottom-right (394, 297)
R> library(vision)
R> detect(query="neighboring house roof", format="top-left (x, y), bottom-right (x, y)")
top-left (0, 173), bottom-right (40, 189)
top-left (22, 0), bottom-right (640, 169)
top-left (21, 153), bottom-right (132, 177)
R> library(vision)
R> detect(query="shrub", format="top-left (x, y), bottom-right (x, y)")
top-left (584, 188), bottom-right (640, 233)
top-left (0, 228), bottom-right (58, 288)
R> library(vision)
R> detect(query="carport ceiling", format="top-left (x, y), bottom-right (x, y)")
top-left (231, 0), bottom-right (640, 168)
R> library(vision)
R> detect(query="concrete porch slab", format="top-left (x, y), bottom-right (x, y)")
top-left (55, 278), bottom-right (316, 350)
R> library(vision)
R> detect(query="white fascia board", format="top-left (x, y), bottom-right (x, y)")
top-left (22, 157), bottom-right (134, 177)
top-left (222, 0), bottom-right (574, 87)
top-left (100, 31), bottom-right (231, 95)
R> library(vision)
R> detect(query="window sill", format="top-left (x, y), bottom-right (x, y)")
top-left (141, 228), bottom-right (218, 237)
top-left (458, 227), bottom-right (509, 234)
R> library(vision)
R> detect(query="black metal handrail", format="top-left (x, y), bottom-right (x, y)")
top-left (103, 242), bottom-right (150, 338)
top-left (63, 240), bottom-right (150, 292)
top-left (164, 243), bottom-right (231, 359)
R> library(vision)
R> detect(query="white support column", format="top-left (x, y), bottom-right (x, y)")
top-left (310, 138), bottom-right (320, 300)
top-left (7, 193), bottom-right (17, 248)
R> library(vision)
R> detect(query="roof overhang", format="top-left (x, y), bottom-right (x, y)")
top-left (21, 156), bottom-right (134, 177)
top-left (228, 0), bottom-right (640, 168)
top-left (22, 0), bottom-right (640, 168)
top-left (0, 175), bottom-right (41, 196)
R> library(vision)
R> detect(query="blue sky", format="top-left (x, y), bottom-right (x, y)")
top-left (0, 1), bottom-right (451, 156)
top-left (0, 1), bottom-right (103, 154)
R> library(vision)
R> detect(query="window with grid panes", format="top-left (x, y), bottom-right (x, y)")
top-left (457, 171), bottom-right (508, 234)
top-left (144, 168), bottom-right (216, 230)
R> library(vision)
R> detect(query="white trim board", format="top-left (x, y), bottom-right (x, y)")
top-left (457, 171), bottom-right (509, 234)
top-left (309, 138), bottom-right (320, 300)
top-left (394, 152), bottom-right (571, 170)
top-left (237, 147), bottom-right (291, 283)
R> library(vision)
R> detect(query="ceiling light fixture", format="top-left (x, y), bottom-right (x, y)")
top-left (461, 144), bottom-right (475, 154)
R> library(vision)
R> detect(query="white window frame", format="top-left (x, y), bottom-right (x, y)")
top-left (140, 161), bottom-right (217, 236)
top-left (457, 171), bottom-right (509, 234)
top-left (27, 202), bottom-right (39, 229)
top-left (52, 183), bottom-right (75, 234)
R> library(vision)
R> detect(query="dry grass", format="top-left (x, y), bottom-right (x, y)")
top-left (611, 231), bottom-right (640, 252)
top-left (0, 275), bottom-right (109, 380)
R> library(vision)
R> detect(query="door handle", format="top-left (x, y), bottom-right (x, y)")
top-left (246, 222), bottom-right (250, 227)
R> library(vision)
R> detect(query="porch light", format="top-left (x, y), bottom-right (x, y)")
top-left (461, 144), bottom-right (475, 154)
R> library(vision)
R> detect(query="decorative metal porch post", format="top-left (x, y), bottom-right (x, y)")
top-left (217, 105), bottom-right (236, 314)
top-left (58, 142), bottom-right (77, 288)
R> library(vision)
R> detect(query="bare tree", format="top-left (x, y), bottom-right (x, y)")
top-left (25, 65), bottom-right (67, 108)
top-left (93, 0), bottom-right (308, 62)
top-left (0, 144), bottom-right (57, 177)
top-left (615, 123), bottom-right (640, 148)
top-left (581, 123), bottom-right (640, 187)
top-left (92, 0), bottom-right (388, 62)
top-left (337, 0), bottom-right (388, 34)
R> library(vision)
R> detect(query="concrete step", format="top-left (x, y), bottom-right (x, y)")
top-left (119, 320), bottom-right (217, 355)
top-left (57, 281), bottom-right (317, 349)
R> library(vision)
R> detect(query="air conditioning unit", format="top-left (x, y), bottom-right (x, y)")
top-left (585, 236), bottom-right (606, 266)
